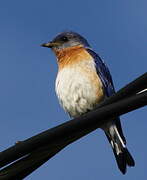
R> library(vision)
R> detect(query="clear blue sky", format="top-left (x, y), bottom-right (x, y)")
top-left (0, 0), bottom-right (146, 179)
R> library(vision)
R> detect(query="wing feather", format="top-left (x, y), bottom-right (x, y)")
top-left (87, 48), bottom-right (115, 97)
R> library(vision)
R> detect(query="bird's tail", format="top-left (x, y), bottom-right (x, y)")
top-left (104, 123), bottom-right (135, 174)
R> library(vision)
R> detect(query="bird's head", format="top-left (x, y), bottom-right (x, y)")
top-left (41, 31), bottom-right (90, 51)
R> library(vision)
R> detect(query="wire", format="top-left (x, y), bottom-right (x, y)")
top-left (0, 73), bottom-right (146, 179)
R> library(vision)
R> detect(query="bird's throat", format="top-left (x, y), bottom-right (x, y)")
top-left (54, 46), bottom-right (92, 70)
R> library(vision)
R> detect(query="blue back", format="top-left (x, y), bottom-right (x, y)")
top-left (87, 49), bottom-right (115, 97)
top-left (86, 48), bottom-right (126, 142)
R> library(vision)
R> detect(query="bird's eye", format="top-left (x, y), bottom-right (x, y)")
top-left (61, 36), bottom-right (68, 42)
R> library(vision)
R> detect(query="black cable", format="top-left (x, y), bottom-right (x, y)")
top-left (0, 91), bottom-right (146, 179)
top-left (0, 73), bottom-right (146, 168)
top-left (0, 73), bottom-right (146, 180)
top-left (0, 145), bottom-right (66, 180)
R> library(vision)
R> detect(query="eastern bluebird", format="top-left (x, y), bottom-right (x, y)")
top-left (41, 31), bottom-right (135, 174)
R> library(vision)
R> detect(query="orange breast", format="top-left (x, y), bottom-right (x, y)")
top-left (55, 46), bottom-right (104, 106)
top-left (54, 45), bottom-right (93, 70)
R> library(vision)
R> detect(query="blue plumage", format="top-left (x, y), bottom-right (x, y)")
top-left (86, 48), bottom-right (134, 173)
top-left (42, 31), bottom-right (135, 174)
top-left (87, 48), bottom-right (115, 97)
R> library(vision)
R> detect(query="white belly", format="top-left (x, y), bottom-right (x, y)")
top-left (55, 64), bottom-right (104, 117)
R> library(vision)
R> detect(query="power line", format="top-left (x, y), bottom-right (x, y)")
top-left (0, 73), bottom-right (146, 180)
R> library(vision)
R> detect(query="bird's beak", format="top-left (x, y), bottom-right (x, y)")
top-left (41, 42), bottom-right (60, 48)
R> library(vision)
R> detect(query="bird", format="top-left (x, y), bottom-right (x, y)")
top-left (41, 31), bottom-right (135, 174)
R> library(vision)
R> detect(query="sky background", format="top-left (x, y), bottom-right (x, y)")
top-left (0, 0), bottom-right (146, 179)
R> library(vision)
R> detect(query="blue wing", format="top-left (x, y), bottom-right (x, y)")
top-left (86, 48), bottom-right (115, 97)
top-left (87, 48), bottom-right (126, 143)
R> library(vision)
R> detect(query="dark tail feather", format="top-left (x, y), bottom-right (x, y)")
top-left (105, 124), bottom-right (135, 174)
top-left (112, 145), bottom-right (135, 174)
